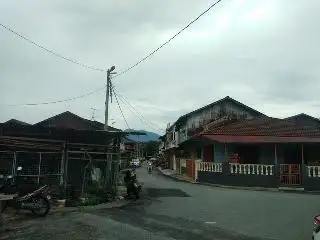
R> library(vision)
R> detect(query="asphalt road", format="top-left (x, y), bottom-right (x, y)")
top-left (1, 166), bottom-right (318, 239)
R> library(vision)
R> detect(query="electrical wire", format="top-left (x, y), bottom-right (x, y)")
top-left (1, 0), bottom-right (223, 106)
top-left (112, 88), bottom-right (130, 130)
top-left (118, 94), bottom-right (163, 133)
top-left (112, 85), bottom-right (163, 130)
top-left (114, 0), bottom-right (223, 78)
top-left (0, 23), bottom-right (107, 73)
top-left (5, 86), bottom-right (105, 107)
top-left (113, 88), bottom-right (164, 132)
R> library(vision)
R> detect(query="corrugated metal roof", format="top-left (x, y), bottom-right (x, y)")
top-left (200, 118), bottom-right (320, 138)
top-left (175, 96), bottom-right (267, 126)
top-left (199, 135), bottom-right (320, 143)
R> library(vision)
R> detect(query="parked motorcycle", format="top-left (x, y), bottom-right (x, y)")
top-left (125, 171), bottom-right (141, 200)
top-left (0, 166), bottom-right (51, 217)
top-left (131, 178), bottom-right (142, 199)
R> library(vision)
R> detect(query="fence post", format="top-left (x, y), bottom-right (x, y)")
top-left (60, 146), bottom-right (65, 186)
top-left (63, 142), bottom-right (69, 195)
top-left (38, 152), bottom-right (42, 185)
top-left (12, 152), bottom-right (17, 176)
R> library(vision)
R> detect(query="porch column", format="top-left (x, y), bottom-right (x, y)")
top-left (274, 144), bottom-right (278, 164)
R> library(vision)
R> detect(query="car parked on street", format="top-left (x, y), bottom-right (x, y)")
top-left (130, 159), bottom-right (141, 168)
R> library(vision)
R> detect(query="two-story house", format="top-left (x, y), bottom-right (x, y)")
top-left (162, 96), bottom-right (267, 170)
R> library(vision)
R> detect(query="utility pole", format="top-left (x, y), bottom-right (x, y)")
top-left (105, 66), bottom-right (116, 131)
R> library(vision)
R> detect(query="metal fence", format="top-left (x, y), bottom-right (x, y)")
top-left (66, 150), bottom-right (120, 201)
top-left (0, 151), bottom-right (14, 175)
top-left (0, 151), bottom-right (63, 196)
top-left (0, 150), bottom-right (120, 200)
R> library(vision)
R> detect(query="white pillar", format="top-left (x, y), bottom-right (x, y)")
top-left (173, 154), bottom-right (176, 171)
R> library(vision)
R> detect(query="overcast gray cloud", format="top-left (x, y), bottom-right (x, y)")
top-left (1, 0), bottom-right (320, 134)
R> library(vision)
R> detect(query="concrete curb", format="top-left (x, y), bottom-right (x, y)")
top-left (156, 167), bottom-right (320, 195)
top-left (156, 168), bottom-right (197, 184)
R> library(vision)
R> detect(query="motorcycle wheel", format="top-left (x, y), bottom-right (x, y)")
top-left (31, 196), bottom-right (50, 217)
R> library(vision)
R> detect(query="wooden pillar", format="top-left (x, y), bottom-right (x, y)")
top-left (224, 143), bottom-right (228, 162)
top-left (63, 141), bottom-right (69, 193)
top-left (12, 152), bottom-right (17, 176)
top-left (301, 144), bottom-right (304, 165)
top-left (38, 152), bottom-right (42, 185)
top-left (60, 143), bottom-right (65, 186)
top-left (274, 144), bottom-right (278, 164)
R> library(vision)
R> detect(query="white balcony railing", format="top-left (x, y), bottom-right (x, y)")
top-left (307, 166), bottom-right (320, 178)
top-left (197, 162), bottom-right (222, 173)
top-left (165, 141), bottom-right (177, 149)
top-left (230, 164), bottom-right (274, 176)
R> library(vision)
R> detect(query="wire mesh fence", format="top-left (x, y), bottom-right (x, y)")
top-left (0, 151), bottom-right (14, 175)
top-left (0, 150), bottom-right (120, 202)
top-left (66, 151), bottom-right (120, 205)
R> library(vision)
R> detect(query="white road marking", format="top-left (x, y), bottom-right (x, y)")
top-left (205, 221), bottom-right (216, 224)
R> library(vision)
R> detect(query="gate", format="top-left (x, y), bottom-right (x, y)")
top-left (186, 160), bottom-right (196, 180)
top-left (280, 164), bottom-right (301, 185)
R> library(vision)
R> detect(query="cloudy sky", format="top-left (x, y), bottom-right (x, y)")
top-left (1, 0), bottom-right (320, 134)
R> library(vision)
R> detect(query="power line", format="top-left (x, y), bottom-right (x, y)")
top-left (113, 87), bottom-right (162, 131)
top-left (1, 0), bottom-right (223, 106)
top-left (113, 87), bottom-right (164, 132)
top-left (114, 0), bottom-right (223, 78)
top-left (5, 86), bottom-right (105, 107)
top-left (0, 23), bottom-right (107, 73)
top-left (112, 88), bottom-right (130, 130)
top-left (119, 95), bottom-right (164, 132)
top-left (1, 0), bottom-right (223, 78)
top-left (118, 94), bottom-right (162, 133)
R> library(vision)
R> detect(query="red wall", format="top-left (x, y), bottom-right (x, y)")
top-left (186, 160), bottom-right (195, 180)
top-left (204, 145), bottom-right (213, 162)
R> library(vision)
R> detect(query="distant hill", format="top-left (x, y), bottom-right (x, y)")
top-left (125, 129), bottom-right (161, 142)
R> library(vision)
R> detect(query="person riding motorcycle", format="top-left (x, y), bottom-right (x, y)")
top-left (147, 161), bottom-right (153, 173)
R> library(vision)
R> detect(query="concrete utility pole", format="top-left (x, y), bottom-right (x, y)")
top-left (105, 66), bottom-right (116, 131)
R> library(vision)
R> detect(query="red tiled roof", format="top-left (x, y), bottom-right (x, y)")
top-left (201, 118), bottom-right (320, 138)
